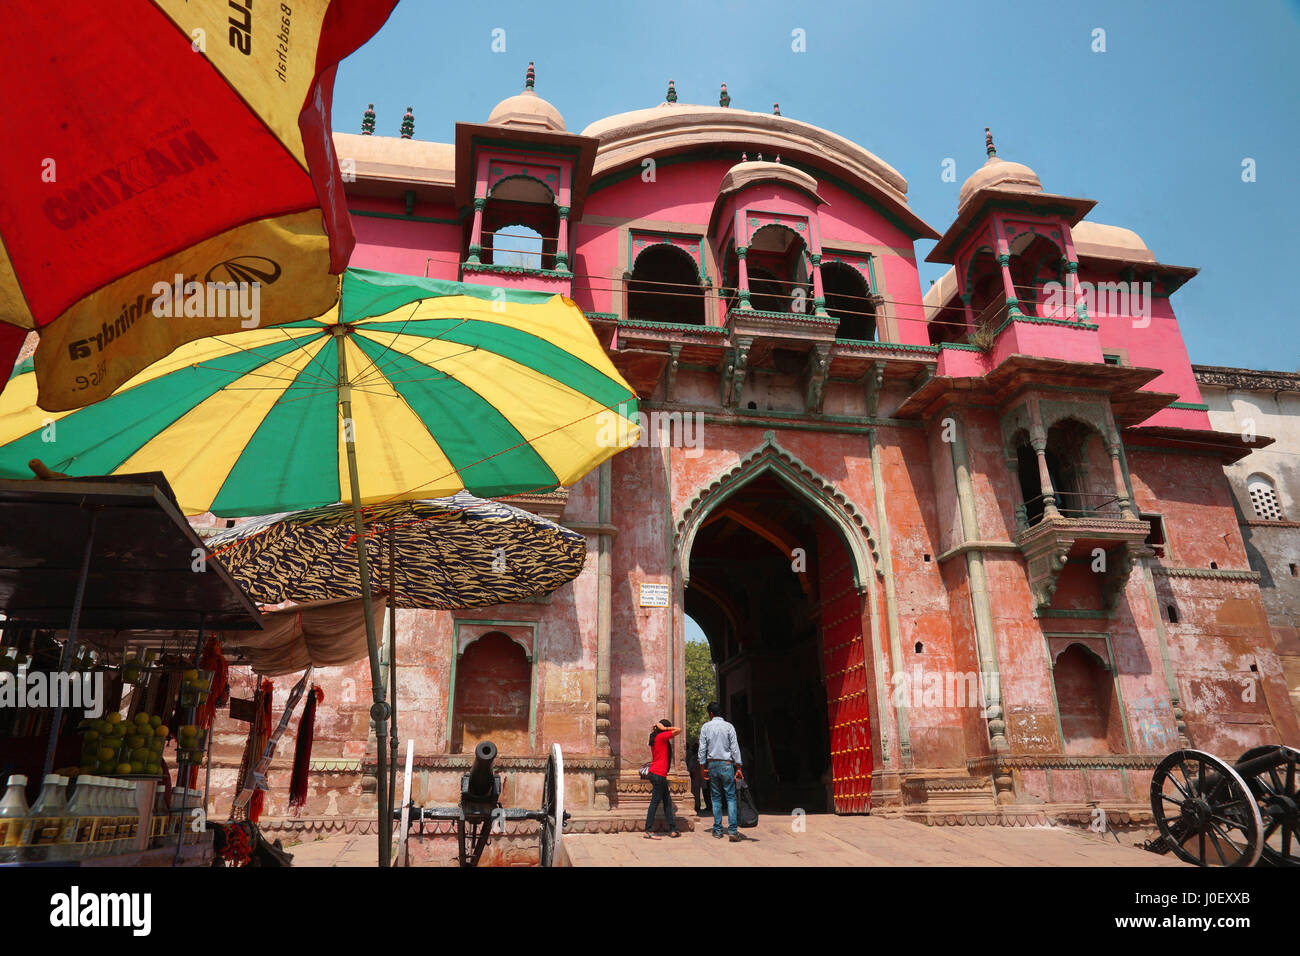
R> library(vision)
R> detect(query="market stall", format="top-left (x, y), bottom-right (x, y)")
top-left (0, 473), bottom-right (263, 866)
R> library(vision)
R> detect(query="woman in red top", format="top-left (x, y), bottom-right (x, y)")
top-left (645, 718), bottom-right (681, 839)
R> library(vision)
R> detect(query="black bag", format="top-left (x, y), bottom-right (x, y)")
top-left (735, 777), bottom-right (759, 828)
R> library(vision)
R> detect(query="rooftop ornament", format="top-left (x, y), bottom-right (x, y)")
top-left (985, 126), bottom-right (996, 157)
top-left (361, 103), bottom-right (375, 135)
top-left (400, 106), bottom-right (414, 139)
top-left (719, 82), bottom-right (730, 108)
top-left (773, 102), bottom-right (781, 115)
top-left (666, 79), bottom-right (677, 103)
top-left (525, 61), bottom-right (535, 90)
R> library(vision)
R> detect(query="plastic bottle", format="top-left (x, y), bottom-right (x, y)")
top-left (122, 780), bottom-right (140, 852)
top-left (0, 774), bottom-right (30, 863)
top-left (91, 777), bottom-right (115, 858)
top-left (22, 773), bottom-right (69, 862)
top-left (55, 776), bottom-right (94, 861)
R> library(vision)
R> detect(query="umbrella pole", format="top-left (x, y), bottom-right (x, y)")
top-left (386, 528), bottom-right (399, 846)
top-left (335, 328), bottom-right (390, 868)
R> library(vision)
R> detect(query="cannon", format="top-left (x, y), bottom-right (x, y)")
top-left (1147, 744), bottom-right (1298, 867)
top-left (393, 741), bottom-right (568, 867)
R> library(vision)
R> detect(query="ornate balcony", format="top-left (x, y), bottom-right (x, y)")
top-left (1014, 494), bottom-right (1150, 615)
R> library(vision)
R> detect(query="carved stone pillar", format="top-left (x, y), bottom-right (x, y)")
top-left (555, 205), bottom-right (571, 273)
top-left (1031, 436), bottom-right (1060, 519)
top-left (809, 252), bottom-right (827, 315)
top-left (736, 245), bottom-right (751, 309)
top-left (467, 196), bottom-right (486, 264)
top-left (997, 252), bottom-right (1022, 318)
top-left (1065, 260), bottom-right (1086, 321)
top-left (1107, 443), bottom-right (1137, 519)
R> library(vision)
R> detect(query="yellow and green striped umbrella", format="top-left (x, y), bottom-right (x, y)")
top-left (0, 268), bottom-right (640, 515)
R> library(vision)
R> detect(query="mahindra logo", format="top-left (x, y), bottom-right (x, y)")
top-left (205, 256), bottom-right (282, 286)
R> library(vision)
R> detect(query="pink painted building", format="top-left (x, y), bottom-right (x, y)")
top-left (212, 69), bottom-right (1298, 838)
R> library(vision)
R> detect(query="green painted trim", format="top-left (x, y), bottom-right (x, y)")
top-left (728, 307), bottom-right (839, 328)
top-left (584, 311), bottom-right (619, 321)
top-left (617, 318), bottom-right (725, 334)
top-left (836, 339), bottom-right (940, 355)
top-left (461, 262), bottom-right (572, 279)
top-left (937, 342), bottom-right (983, 352)
top-left (627, 229), bottom-right (709, 282)
top-left (1166, 401), bottom-right (1210, 411)
top-left (351, 208), bottom-right (464, 226)
top-left (989, 314), bottom-right (1100, 338)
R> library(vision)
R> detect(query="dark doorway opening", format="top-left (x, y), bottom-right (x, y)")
top-left (685, 473), bottom-right (871, 814)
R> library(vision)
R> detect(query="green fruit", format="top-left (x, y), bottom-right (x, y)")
top-left (134, 711), bottom-right (151, 725)
top-left (148, 715), bottom-right (162, 729)
top-left (145, 764), bottom-right (161, 776)
top-left (149, 738), bottom-right (164, 753)
top-left (126, 735), bottom-right (145, 749)
top-left (97, 746), bottom-right (116, 762)
top-left (96, 760), bottom-right (115, 773)
top-left (130, 747), bottom-right (150, 762)
top-left (84, 730), bottom-right (99, 742)
top-left (129, 763), bottom-right (144, 774)
top-left (93, 719), bottom-right (109, 735)
top-left (115, 763), bottom-right (132, 775)
top-left (155, 725), bottom-right (169, 738)
top-left (106, 712), bottom-right (121, 725)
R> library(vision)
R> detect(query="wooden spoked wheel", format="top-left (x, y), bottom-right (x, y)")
top-left (1151, 749), bottom-right (1264, 867)
top-left (1235, 745), bottom-right (1299, 867)
top-left (539, 743), bottom-right (564, 867)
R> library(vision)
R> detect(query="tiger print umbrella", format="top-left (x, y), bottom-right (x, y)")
top-left (203, 493), bottom-right (587, 609)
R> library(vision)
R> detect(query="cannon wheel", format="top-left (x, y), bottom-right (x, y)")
top-left (1236, 745), bottom-right (1299, 867)
top-left (1151, 749), bottom-right (1263, 867)
top-left (539, 743), bottom-right (564, 867)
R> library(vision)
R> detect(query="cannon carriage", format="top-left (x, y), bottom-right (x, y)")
top-left (393, 741), bottom-right (569, 867)
top-left (1147, 744), bottom-right (1298, 867)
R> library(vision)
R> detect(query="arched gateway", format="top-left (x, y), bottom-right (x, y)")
top-left (676, 436), bottom-right (879, 813)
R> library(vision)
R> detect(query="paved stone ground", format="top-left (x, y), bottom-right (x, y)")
top-left (563, 814), bottom-right (1189, 867)
top-left (283, 814), bottom-right (1187, 867)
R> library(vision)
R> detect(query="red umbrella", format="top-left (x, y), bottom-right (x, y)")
top-left (0, 0), bottom-right (397, 411)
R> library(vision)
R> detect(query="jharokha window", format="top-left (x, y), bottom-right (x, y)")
top-left (480, 175), bottom-right (557, 270)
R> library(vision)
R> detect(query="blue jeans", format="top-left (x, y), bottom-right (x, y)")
top-left (644, 773), bottom-right (677, 833)
top-left (707, 760), bottom-right (738, 836)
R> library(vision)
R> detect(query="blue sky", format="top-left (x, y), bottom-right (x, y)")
top-left (335, 0), bottom-right (1299, 373)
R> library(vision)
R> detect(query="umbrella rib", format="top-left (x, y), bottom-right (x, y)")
top-left (192, 330), bottom-right (337, 388)
top-left (347, 302), bottom-right (426, 386)
top-left (351, 319), bottom-right (478, 387)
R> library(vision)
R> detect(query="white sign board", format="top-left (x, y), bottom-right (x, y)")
top-left (639, 582), bottom-right (670, 608)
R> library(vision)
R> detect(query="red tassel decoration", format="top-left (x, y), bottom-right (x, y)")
top-left (289, 686), bottom-right (324, 814)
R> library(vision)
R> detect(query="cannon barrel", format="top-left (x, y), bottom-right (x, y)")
top-left (465, 740), bottom-right (498, 802)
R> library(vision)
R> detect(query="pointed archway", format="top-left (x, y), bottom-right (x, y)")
top-left (676, 434), bottom-right (880, 813)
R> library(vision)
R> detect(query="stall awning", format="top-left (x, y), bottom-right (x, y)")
top-left (0, 474), bottom-right (263, 632)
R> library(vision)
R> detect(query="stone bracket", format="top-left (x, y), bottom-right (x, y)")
top-left (802, 343), bottom-right (832, 415)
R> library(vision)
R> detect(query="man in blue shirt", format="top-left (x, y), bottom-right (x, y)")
top-left (697, 701), bottom-right (747, 841)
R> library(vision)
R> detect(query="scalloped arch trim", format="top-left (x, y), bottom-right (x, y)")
top-left (675, 431), bottom-right (882, 591)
